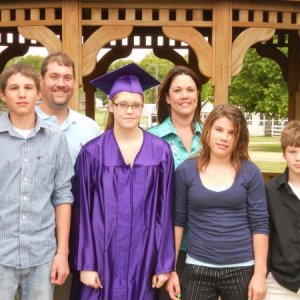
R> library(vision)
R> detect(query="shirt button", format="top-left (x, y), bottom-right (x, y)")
top-left (23, 178), bottom-right (28, 181)
top-left (23, 196), bottom-right (27, 200)
top-left (22, 215), bottom-right (26, 219)
top-left (24, 158), bottom-right (28, 162)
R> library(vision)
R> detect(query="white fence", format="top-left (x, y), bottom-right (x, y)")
top-left (246, 113), bottom-right (288, 136)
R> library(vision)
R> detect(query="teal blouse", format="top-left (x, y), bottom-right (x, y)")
top-left (148, 116), bottom-right (202, 168)
top-left (148, 116), bottom-right (202, 251)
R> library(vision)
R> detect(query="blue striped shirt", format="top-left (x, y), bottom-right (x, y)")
top-left (0, 112), bottom-right (74, 269)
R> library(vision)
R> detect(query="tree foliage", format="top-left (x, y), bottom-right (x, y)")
top-left (229, 48), bottom-right (288, 118)
top-left (139, 52), bottom-right (173, 103)
top-left (6, 55), bottom-right (44, 73)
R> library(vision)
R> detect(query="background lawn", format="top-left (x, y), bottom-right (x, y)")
top-left (92, 111), bottom-right (285, 174)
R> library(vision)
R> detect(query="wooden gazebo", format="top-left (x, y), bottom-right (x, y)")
top-left (0, 0), bottom-right (299, 120)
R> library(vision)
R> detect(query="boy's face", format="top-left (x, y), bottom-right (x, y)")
top-left (0, 73), bottom-right (41, 117)
top-left (284, 146), bottom-right (300, 175)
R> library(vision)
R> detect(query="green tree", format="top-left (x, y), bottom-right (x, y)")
top-left (201, 80), bottom-right (214, 103)
top-left (6, 55), bottom-right (44, 73)
top-left (229, 48), bottom-right (288, 118)
top-left (139, 52), bottom-right (174, 103)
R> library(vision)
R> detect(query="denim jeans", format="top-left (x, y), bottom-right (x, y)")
top-left (0, 261), bottom-right (54, 300)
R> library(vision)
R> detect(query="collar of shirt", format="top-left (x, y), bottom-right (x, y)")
top-left (35, 106), bottom-right (76, 131)
top-left (156, 116), bottom-right (202, 138)
top-left (275, 167), bottom-right (296, 196)
top-left (0, 111), bottom-right (47, 138)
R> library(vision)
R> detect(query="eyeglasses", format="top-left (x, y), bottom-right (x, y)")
top-left (113, 102), bottom-right (143, 112)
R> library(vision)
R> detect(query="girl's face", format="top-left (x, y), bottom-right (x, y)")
top-left (208, 117), bottom-right (236, 159)
top-left (109, 91), bottom-right (143, 130)
top-left (166, 74), bottom-right (198, 119)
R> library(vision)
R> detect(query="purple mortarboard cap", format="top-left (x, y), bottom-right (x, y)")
top-left (90, 63), bottom-right (160, 99)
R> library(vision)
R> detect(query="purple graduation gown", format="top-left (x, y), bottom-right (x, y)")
top-left (70, 129), bottom-right (175, 300)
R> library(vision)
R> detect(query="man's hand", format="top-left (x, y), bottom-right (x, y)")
top-left (50, 253), bottom-right (69, 285)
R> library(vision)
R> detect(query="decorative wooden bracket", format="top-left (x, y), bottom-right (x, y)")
top-left (82, 25), bottom-right (133, 77)
top-left (18, 26), bottom-right (62, 53)
top-left (162, 26), bottom-right (212, 78)
top-left (231, 27), bottom-right (275, 76)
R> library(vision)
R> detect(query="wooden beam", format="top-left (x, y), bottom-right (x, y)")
top-left (62, 0), bottom-right (81, 110)
top-left (288, 32), bottom-right (300, 120)
top-left (212, 0), bottom-right (232, 105)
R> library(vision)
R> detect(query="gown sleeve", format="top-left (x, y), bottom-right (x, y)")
top-left (70, 148), bottom-right (99, 272)
top-left (155, 146), bottom-right (176, 274)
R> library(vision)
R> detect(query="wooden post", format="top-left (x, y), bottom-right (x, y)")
top-left (212, 0), bottom-right (232, 105)
top-left (62, 0), bottom-right (81, 111)
top-left (288, 32), bottom-right (300, 120)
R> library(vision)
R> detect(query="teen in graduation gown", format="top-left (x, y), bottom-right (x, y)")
top-left (69, 63), bottom-right (175, 300)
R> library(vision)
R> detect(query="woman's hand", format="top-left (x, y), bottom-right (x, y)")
top-left (152, 272), bottom-right (169, 289)
top-left (80, 271), bottom-right (103, 289)
top-left (166, 271), bottom-right (181, 300)
top-left (248, 272), bottom-right (266, 300)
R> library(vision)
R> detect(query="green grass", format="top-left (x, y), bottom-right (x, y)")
top-left (255, 162), bottom-right (285, 173)
top-left (249, 136), bottom-right (280, 142)
top-left (249, 143), bottom-right (281, 152)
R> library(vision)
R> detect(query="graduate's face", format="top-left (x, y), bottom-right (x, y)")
top-left (41, 62), bottom-right (74, 109)
top-left (0, 73), bottom-right (41, 118)
top-left (208, 117), bottom-right (235, 160)
top-left (284, 146), bottom-right (300, 176)
top-left (166, 74), bottom-right (199, 119)
top-left (109, 92), bottom-right (143, 130)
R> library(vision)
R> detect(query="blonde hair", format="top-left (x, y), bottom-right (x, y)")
top-left (280, 120), bottom-right (300, 153)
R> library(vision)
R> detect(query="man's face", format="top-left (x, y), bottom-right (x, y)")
top-left (41, 62), bottom-right (74, 109)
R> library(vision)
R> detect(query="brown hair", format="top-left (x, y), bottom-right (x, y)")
top-left (197, 104), bottom-right (250, 173)
top-left (280, 120), bottom-right (300, 153)
top-left (156, 65), bottom-right (202, 124)
top-left (41, 51), bottom-right (75, 78)
top-left (0, 63), bottom-right (41, 92)
top-left (105, 107), bottom-right (114, 131)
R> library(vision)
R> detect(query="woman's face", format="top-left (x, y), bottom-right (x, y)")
top-left (166, 74), bottom-right (199, 119)
top-left (208, 117), bottom-right (236, 159)
top-left (109, 91), bottom-right (143, 130)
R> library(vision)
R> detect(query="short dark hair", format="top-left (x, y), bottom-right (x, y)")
top-left (41, 51), bottom-right (75, 78)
